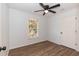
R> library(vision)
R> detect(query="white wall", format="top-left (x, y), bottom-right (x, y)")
top-left (9, 3), bottom-right (79, 50)
top-left (48, 8), bottom-right (78, 49)
top-left (9, 8), bottom-right (47, 49)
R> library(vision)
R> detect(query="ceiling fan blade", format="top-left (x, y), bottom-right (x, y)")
top-left (49, 4), bottom-right (60, 9)
top-left (48, 10), bottom-right (56, 13)
top-left (43, 12), bottom-right (46, 16)
top-left (39, 3), bottom-right (45, 9)
top-left (34, 10), bottom-right (44, 12)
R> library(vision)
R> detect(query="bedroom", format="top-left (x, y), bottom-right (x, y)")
top-left (0, 3), bottom-right (79, 56)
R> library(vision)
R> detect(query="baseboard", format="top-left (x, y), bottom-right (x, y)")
top-left (48, 40), bottom-right (78, 52)
top-left (47, 40), bottom-right (61, 45)
top-left (75, 48), bottom-right (79, 52)
top-left (9, 40), bottom-right (47, 50)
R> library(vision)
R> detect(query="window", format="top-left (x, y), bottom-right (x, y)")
top-left (28, 18), bottom-right (38, 38)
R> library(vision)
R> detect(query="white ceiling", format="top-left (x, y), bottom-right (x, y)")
top-left (8, 3), bottom-right (79, 16)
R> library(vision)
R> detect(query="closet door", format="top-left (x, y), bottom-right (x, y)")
top-left (60, 16), bottom-right (76, 49)
top-left (76, 16), bottom-right (79, 51)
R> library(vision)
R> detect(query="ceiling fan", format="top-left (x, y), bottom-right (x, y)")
top-left (34, 3), bottom-right (60, 16)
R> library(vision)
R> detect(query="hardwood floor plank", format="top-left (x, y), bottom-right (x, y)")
top-left (9, 41), bottom-right (79, 56)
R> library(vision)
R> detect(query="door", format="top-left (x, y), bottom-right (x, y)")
top-left (75, 16), bottom-right (79, 51)
top-left (60, 16), bottom-right (76, 49)
top-left (0, 3), bottom-right (9, 56)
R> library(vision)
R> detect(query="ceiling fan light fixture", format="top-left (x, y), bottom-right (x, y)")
top-left (34, 3), bottom-right (60, 16)
top-left (44, 10), bottom-right (48, 13)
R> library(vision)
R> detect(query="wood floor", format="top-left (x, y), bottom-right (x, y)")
top-left (9, 41), bottom-right (79, 56)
